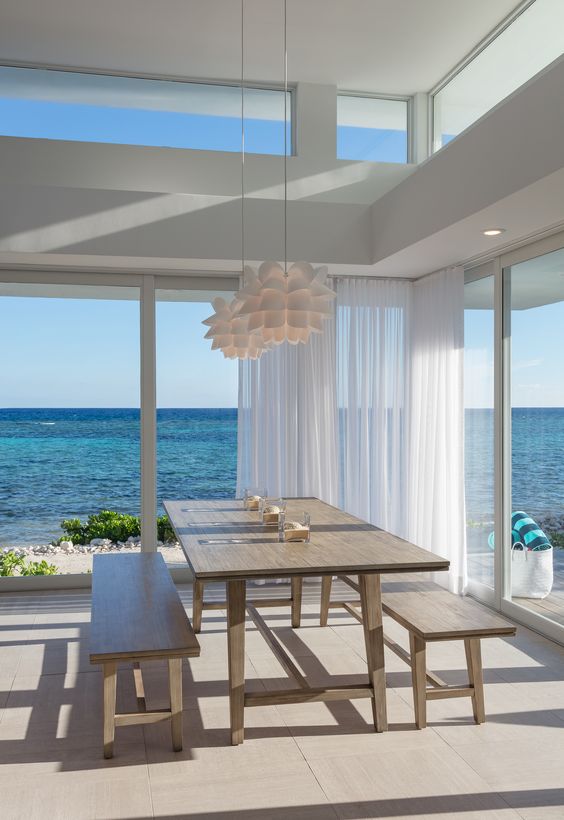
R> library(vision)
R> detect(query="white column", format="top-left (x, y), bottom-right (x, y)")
top-left (411, 92), bottom-right (430, 164)
top-left (140, 274), bottom-right (157, 551)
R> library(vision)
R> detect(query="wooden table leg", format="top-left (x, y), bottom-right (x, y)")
top-left (103, 661), bottom-right (117, 758)
top-left (409, 633), bottom-right (427, 729)
top-left (291, 577), bottom-right (303, 628)
top-left (227, 579), bottom-right (246, 745)
top-left (465, 638), bottom-right (486, 724)
top-left (193, 579), bottom-right (204, 633)
top-left (359, 573), bottom-right (388, 732)
top-left (320, 575), bottom-right (332, 627)
top-left (168, 658), bottom-right (183, 751)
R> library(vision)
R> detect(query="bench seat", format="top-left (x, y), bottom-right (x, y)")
top-left (320, 573), bottom-right (516, 728)
top-left (90, 552), bottom-right (200, 758)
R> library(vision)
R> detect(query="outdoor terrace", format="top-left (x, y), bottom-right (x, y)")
top-left (0, 579), bottom-right (563, 819)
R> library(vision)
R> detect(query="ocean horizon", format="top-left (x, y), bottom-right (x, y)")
top-left (1, 406), bottom-right (563, 545)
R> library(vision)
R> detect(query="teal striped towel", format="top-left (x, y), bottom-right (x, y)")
top-left (488, 511), bottom-right (552, 551)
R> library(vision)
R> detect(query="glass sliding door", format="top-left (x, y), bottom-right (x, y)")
top-left (155, 286), bottom-right (238, 567)
top-left (0, 282), bottom-right (140, 576)
top-left (464, 271), bottom-right (495, 598)
top-left (503, 247), bottom-right (564, 633)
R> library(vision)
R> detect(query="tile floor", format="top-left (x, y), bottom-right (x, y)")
top-left (0, 580), bottom-right (563, 819)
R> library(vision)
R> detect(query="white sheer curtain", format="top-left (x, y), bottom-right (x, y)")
top-left (237, 268), bottom-right (466, 594)
top-left (408, 267), bottom-right (466, 593)
top-left (236, 315), bottom-right (339, 504)
top-left (336, 277), bottom-right (411, 537)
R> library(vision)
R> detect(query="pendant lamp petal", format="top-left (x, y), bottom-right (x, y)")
top-left (232, 261), bottom-right (335, 345)
top-left (202, 296), bottom-right (270, 359)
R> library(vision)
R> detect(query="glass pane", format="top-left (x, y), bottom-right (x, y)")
top-left (337, 96), bottom-right (408, 163)
top-left (433, 0), bottom-right (564, 150)
top-left (508, 247), bottom-right (564, 627)
top-left (0, 66), bottom-right (292, 155)
top-left (0, 283), bottom-right (140, 576)
top-left (464, 274), bottom-right (495, 589)
top-left (156, 290), bottom-right (238, 567)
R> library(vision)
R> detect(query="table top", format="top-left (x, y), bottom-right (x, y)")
top-left (164, 498), bottom-right (450, 581)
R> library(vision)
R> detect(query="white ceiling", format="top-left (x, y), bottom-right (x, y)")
top-left (0, 0), bottom-right (521, 94)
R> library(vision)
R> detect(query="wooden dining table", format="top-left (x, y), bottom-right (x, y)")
top-left (164, 497), bottom-right (449, 745)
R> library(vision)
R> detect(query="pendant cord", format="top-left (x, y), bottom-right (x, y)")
top-left (241, 0), bottom-right (245, 283)
top-left (283, 0), bottom-right (288, 276)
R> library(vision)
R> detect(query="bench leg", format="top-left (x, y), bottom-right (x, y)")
top-left (359, 573), bottom-right (388, 732)
top-left (291, 577), bottom-right (303, 628)
top-left (168, 658), bottom-right (183, 751)
top-left (409, 633), bottom-right (427, 729)
top-left (193, 579), bottom-right (204, 633)
top-left (320, 576), bottom-right (332, 627)
top-left (465, 638), bottom-right (485, 724)
top-left (103, 661), bottom-right (117, 758)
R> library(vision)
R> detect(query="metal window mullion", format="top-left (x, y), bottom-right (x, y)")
top-left (140, 274), bottom-right (157, 552)
top-left (494, 258), bottom-right (512, 610)
top-left (493, 257), bottom-right (503, 610)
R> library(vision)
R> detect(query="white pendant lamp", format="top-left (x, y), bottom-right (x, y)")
top-left (203, 0), bottom-right (334, 356)
top-left (236, 261), bottom-right (334, 345)
top-left (202, 296), bottom-right (270, 360)
top-left (232, 0), bottom-right (335, 346)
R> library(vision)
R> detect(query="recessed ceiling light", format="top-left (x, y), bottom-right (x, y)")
top-left (482, 228), bottom-right (505, 236)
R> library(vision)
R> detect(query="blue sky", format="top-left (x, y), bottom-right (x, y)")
top-left (465, 301), bottom-right (564, 408)
top-left (0, 98), bottom-right (408, 162)
top-left (0, 297), bottom-right (238, 408)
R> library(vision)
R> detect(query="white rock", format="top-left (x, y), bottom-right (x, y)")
top-left (60, 540), bottom-right (73, 550)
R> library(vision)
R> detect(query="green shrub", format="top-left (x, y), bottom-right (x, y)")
top-left (157, 514), bottom-right (176, 544)
top-left (547, 531), bottom-right (564, 550)
top-left (60, 510), bottom-right (140, 544)
top-left (0, 551), bottom-right (57, 577)
top-left (20, 559), bottom-right (58, 576)
top-left (0, 551), bottom-right (25, 576)
top-left (60, 510), bottom-right (176, 545)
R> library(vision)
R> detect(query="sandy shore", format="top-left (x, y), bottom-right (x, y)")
top-left (5, 543), bottom-right (188, 575)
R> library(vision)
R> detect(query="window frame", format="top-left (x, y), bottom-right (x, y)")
top-left (429, 0), bottom-right (539, 153)
top-left (336, 90), bottom-right (413, 164)
top-left (0, 61), bottom-right (296, 156)
top-left (0, 267), bottom-right (238, 583)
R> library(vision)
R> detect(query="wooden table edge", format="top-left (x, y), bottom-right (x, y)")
top-left (188, 561), bottom-right (450, 581)
top-left (90, 647), bottom-right (201, 664)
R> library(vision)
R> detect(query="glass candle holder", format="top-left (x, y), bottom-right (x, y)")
top-left (243, 488), bottom-right (267, 511)
top-left (260, 497), bottom-right (286, 525)
top-left (278, 511), bottom-right (311, 542)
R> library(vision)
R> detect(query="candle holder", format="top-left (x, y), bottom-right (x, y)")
top-left (243, 488), bottom-right (267, 511)
top-left (260, 498), bottom-right (286, 525)
top-left (278, 511), bottom-right (311, 542)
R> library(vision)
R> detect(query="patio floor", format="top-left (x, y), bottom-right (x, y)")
top-left (0, 579), bottom-right (563, 819)
top-left (467, 548), bottom-right (564, 628)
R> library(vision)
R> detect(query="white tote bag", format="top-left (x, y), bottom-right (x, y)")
top-left (511, 546), bottom-right (553, 599)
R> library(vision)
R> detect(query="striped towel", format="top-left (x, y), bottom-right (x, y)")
top-left (488, 511), bottom-right (551, 551)
top-left (511, 511), bottom-right (551, 551)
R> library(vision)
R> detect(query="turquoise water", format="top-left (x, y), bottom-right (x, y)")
top-left (465, 407), bottom-right (564, 521)
top-left (2, 406), bottom-right (563, 545)
top-left (0, 408), bottom-right (237, 544)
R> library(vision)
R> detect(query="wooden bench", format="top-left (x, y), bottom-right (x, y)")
top-left (89, 552), bottom-right (200, 758)
top-left (320, 574), bottom-right (516, 728)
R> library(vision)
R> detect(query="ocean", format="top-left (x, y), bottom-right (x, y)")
top-left (465, 407), bottom-right (564, 524)
top-left (1, 407), bottom-right (563, 546)
top-left (0, 408), bottom-right (237, 545)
